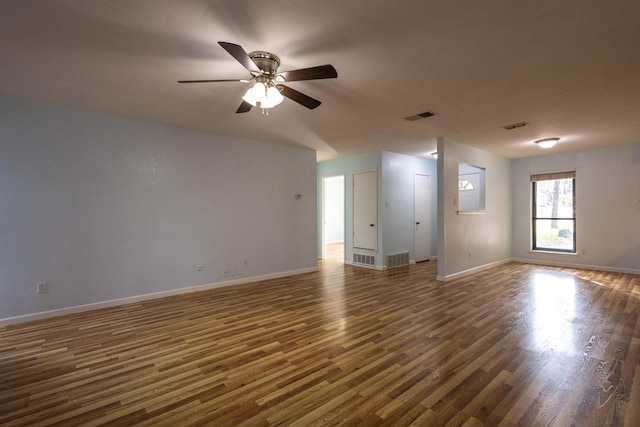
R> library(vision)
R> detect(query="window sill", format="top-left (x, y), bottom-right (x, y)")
top-left (529, 250), bottom-right (578, 256)
top-left (457, 210), bottom-right (486, 215)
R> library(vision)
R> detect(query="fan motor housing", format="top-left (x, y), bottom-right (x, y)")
top-left (248, 51), bottom-right (280, 76)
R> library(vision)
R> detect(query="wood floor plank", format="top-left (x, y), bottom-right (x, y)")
top-left (1, 260), bottom-right (639, 425)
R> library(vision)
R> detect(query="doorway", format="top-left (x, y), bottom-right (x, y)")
top-left (321, 175), bottom-right (345, 261)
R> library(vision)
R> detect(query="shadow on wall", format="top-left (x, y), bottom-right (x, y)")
top-left (614, 244), bottom-right (640, 269)
top-left (633, 143), bottom-right (640, 163)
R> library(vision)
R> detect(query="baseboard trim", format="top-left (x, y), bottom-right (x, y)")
top-left (511, 258), bottom-right (640, 275)
top-left (436, 258), bottom-right (512, 281)
top-left (5, 259), bottom-right (635, 326)
top-left (437, 257), bottom-right (640, 281)
top-left (0, 267), bottom-right (319, 326)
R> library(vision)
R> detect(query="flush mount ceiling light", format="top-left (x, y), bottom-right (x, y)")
top-left (534, 137), bottom-right (560, 149)
top-left (430, 152), bottom-right (438, 159)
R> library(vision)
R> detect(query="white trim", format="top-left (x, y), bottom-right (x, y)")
top-left (436, 258), bottom-right (640, 282)
top-left (529, 250), bottom-right (577, 256)
top-left (436, 258), bottom-right (512, 281)
top-left (512, 258), bottom-right (640, 275)
top-left (0, 267), bottom-right (318, 326)
top-left (5, 259), bottom-right (636, 326)
top-left (456, 210), bottom-right (487, 215)
top-left (437, 257), bottom-right (640, 281)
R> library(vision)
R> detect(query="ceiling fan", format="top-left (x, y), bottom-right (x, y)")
top-left (178, 41), bottom-right (338, 113)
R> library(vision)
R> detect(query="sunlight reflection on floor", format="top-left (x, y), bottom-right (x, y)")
top-left (322, 243), bottom-right (347, 333)
top-left (531, 272), bottom-right (578, 355)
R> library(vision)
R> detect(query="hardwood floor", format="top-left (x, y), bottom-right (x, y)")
top-left (1, 260), bottom-right (639, 426)
top-left (325, 242), bottom-right (344, 261)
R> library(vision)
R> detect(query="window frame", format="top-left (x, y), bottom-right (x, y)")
top-left (457, 164), bottom-right (486, 213)
top-left (531, 171), bottom-right (576, 253)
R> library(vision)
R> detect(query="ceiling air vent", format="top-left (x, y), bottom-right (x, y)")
top-left (405, 110), bottom-right (436, 121)
top-left (502, 121), bottom-right (527, 130)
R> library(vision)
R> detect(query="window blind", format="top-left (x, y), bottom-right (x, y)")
top-left (530, 170), bottom-right (575, 182)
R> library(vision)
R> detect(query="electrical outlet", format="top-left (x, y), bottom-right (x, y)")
top-left (243, 258), bottom-right (249, 267)
top-left (468, 251), bottom-right (472, 259)
top-left (37, 282), bottom-right (48, 294)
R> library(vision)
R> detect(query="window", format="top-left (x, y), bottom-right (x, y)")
top-left (531, 171), bottom-right (576, 253)
top-left (458, 164), bottom-right (486, 212)
top-left (458, 179), bottom-right (474, 191)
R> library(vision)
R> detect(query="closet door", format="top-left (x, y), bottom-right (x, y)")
top-left (353, 170), bottom-right (377, 250)
top-left (414, 173), bottom-right (432, 262)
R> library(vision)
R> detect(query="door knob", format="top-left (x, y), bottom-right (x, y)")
top-left (370, 224), bottom-right (375, 227)
top-left (416, 222), bottom-right (420, 225)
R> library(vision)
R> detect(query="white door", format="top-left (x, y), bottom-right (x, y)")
top-left (414, 173), bottom-right (432, 262)
top-left (459, 172), bottom-right (480, 211)
top-left (353, 170), bottom-right (377, 250)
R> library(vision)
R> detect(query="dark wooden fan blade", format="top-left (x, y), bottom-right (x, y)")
top-left (218, 41), bottom-right (260, 74)
top-left (279, 65), bottom-right (337, 82)
top-left (178, 79), bottom-right (246, 83)
top-left (236, 100), bottom-right (253, 113)
top-left (278, 85), bottom-right (321, 109)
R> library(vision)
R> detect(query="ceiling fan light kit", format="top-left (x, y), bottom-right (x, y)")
top-left (179, 42), bottom-right (337, 114)
top-left (242, 81), bottom-right (284, 109)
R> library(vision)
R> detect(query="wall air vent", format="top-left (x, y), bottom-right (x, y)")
top-left (502, 121), bottom-right (528, 130)
top-left (386, 251), bottom-right (410, 268)
top-left (353, 253), bottom-right (376, 267)
top-left (405, 111), bottom-right (436, 121)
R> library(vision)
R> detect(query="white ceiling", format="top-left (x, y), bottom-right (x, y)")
top-left (1, 0), bottom-right (639, 161)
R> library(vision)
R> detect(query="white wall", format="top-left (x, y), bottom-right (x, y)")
top-left (512, 143), bottom-right (640, 272)
top-left (437, 137), bottom-right (512, 279)
top-left (0, 97), bottom-right (318, 321)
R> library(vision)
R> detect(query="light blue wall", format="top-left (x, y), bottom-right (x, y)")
top-left (318, 151), bottom-right (437, 266)
top-left (0, 97), bottom-right (318, 320)
top-left (437, 138), bottom-right (512, 279)
top-left (381, 151), bottom-right (438, 258)
top-left (317, 151), bottom-right (381, 264)
top-left (511, 143), bottom-right (640, 271)
top-left (5, 96), bottom-right (636, 322)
